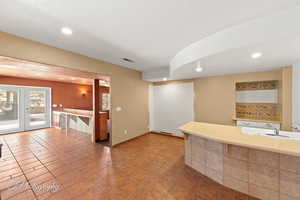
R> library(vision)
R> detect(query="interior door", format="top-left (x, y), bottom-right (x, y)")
top-left (24, 87), bottom-right (51, 131)
top-left (0, 85), bottom-right (24, 134)
top-left (150, 82), bottom-right (194, 137)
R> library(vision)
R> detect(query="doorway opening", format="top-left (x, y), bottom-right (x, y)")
top-left (0, 56), bottom-right (112, 146)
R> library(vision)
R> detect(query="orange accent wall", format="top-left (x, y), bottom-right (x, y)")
top-left (0, 75), bottom-right (93, 110)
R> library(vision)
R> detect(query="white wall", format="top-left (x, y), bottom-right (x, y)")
top-left (149, 84), bottom-right (154, 131)
top-left (293, 62), bottom-right (300, 129)
top-left (149, 82), bottom-right (194, 137)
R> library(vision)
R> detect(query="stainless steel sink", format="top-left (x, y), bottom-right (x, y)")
top-left (265, 133), bottom-right (290, 138)
top-left (241, 127), bottom-right (300, 140)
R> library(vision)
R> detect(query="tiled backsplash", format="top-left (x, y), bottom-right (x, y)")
top-left (235, 80), bottom-right (281, 122)
top-left (236, 103), bottom-right (281, 121)
top-left (236, 80), bottom-right (278, 91)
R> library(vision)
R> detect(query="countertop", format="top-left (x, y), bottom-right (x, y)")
top-left (53, 109), bottom-right (108, 117)
top-left (179, 121), bottom-right (300, 157)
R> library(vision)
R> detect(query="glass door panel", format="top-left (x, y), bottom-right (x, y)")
top-left (29, 90), bottom-right (46, 126)
top-left (0, 85), bottom-right (24, 134)
top-left (25, 88), bottom-right (51, 131)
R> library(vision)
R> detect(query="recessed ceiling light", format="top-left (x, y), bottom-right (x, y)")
top-left (251, 52), bottom-right (262, 59)
top-left (122, 58), bottom-right (134, 63)
top-left (61, 27), bottom-right (73, 35)
top-left (71, 77), bottom-right (76, 80)
top-left (163, 77), bottom-right (167, 81)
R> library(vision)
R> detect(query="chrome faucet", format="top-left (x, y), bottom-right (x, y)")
top-left (265, 123), bottom-right (280, 135)
top-left (292, 123), bottom-right (300, 132)
top-left (274, 128), bottom-right (280, 135)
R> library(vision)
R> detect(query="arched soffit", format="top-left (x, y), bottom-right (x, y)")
top-left (170, 6), bottom-right (300, 74)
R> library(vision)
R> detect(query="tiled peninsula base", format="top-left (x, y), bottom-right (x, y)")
top-left (184, 134), bottom-right (300, 200)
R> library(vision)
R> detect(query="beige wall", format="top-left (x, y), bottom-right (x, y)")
top-left (280, 67), bottom-right (293, 130)
top-left (0, 32), bottom-right (150, 146)
top-left (155, 69), bottom-right (292, 130)
top-left (194, 70), bottom-right (284, 126)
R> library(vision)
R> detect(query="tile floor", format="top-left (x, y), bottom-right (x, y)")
top-left (0, 128), bottom-right (259, 200)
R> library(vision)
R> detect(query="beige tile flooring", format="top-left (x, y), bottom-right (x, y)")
top-left (0, 128), bottom-right (258, 200)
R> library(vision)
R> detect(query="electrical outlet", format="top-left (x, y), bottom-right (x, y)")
top-left (124, 130), bottom-right (128, 135)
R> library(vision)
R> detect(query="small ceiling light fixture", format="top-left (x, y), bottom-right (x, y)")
top-left (195, 61), bottom-right (203, 72)
top-left (251, 52), bottom-right (262, 59)
top-left (61, 27), bottom-right (73, 35)
top-left (163, 77), bottom-right (167, 81)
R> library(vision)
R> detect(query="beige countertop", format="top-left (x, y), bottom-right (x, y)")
top-left (179, 121), bottom-right (300, 157)
top-left (53, 109), bottom-right (108, 117)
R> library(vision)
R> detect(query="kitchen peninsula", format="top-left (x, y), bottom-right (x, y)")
top-left (180, 121), bottom-right (300, 200)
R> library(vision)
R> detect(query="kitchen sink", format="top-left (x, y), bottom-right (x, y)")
top-left (240, 127), bottom-right (300, 140)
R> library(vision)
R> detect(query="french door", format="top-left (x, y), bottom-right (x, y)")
top-left (24, 87), bottom-right (51, 131)
top-left (0, 85), bottom-right (24, 133)
top-left (0, 85), bottom-right (51, 134)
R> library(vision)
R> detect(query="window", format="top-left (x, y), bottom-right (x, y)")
top-left (102, 93), bottom-right (110, 111)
